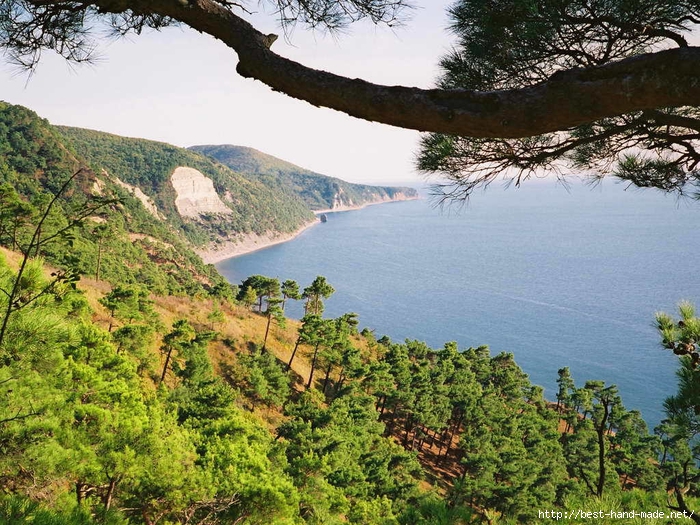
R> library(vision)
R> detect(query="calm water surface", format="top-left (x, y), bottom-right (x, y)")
top-left (218, 181), bottom-right (700, 426)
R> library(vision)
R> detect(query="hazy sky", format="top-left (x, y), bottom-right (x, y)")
top-left (0, 2), bottom-right (456, 186)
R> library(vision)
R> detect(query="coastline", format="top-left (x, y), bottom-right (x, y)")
top-left (199, 195), bottom-right (420, 264)
top-left (313, 194), bottom-right (420, 215)
top-left (197, 219), bottom-right (320, 265)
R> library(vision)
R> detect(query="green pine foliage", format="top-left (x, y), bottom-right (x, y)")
top-left (0, 255), bottom-right (302, 524)
top-left (2, 258), bottom-right (697, 524)
top-left (236, 348), bottom-right (291, 407)
top-left (278, 389), bottom-right (422, 524)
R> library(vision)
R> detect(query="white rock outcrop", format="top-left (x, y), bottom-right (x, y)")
top-left (171, 167), bottom-right (232, 218)
top-left (110, 172), bottom-right (163, 219)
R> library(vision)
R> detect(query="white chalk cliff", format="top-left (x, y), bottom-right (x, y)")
top-left (171, 167), bottom-right (232, 218)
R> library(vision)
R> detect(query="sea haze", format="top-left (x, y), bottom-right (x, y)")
top-left (217, 180), bottom-right (700, 426)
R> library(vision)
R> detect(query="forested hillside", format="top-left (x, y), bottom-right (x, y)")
top-left (58, 127), bottom-right (316, 246)
top-left (0, 102), bottom-right (229, 296)
top-left (190, 144), bottom-right (418, 211)
top-left (2, 250), bottom-right (698, 524)
top-left (2, 100), bottom-right (700, 524)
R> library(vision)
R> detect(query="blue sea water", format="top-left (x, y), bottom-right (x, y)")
top-left (217, 180), bottom-right (700, 427)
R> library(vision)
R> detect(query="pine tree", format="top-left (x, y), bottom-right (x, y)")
top-left (262, 297), bottom-right (285, 351)
top-left (303, 276), bottom-right (335, 316)
top-left (281, 279), bottom-right (301, 312)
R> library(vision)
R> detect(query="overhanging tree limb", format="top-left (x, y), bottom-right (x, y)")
top-left (18, 0), bottom-right (700, 139)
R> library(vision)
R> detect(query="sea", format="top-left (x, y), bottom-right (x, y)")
top-left (217, 179), bottom-right (700, 427)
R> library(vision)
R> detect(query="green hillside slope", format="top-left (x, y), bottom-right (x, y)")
top-left (58, 128), bottom-right (315, 245)
top-left (190, 144), bottom-right (418, 211)
top-left (0, 102), bottom-right (230, 295)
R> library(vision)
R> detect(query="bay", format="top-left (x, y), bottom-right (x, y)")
top-left (217, 180), bottom-right (700, 426)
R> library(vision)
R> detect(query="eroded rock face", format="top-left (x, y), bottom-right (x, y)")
top-left (171, 167), bottom-right (232, 218)
top-left (109, 171), bottom-right (163, 219)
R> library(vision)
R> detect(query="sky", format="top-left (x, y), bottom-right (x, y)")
top-left (0, 2), bottom-right (457, 186)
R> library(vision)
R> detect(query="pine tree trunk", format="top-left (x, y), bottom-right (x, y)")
top-left (142, 508), bottom-right (154, 525)
top-left (336, 367), bottom-right (346, 390)
top-left (596, 403), bottom-right (610, 498)
top-left (307, 342), bottom-right (321, 389)
top-left (417, 432), bottom-right (426, 451)
top-left (673, 483), bottom-right (700, 524)
top-left (440, 412), bottom-right (464, 462)
top-left (104, 477), bottom-right (117, 510)
top-left (386, 405), bottom-right (398, 435)
top-left (263, 314), bottom-right (272, 351)
top-left (403, 416), bottom-right (413, 448)
top-left (76, 482), bottom-right (85, 506)
top-left (95, 239), bottom-right (103, 281)
top-left (287, 338), bottom-right (301, 371)
top-left (160, 346), bottom-right (173, 384)
top-left (322, 363), bottom-right (333, 393)
top-left (34, 226), bottom-right (41, 257)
